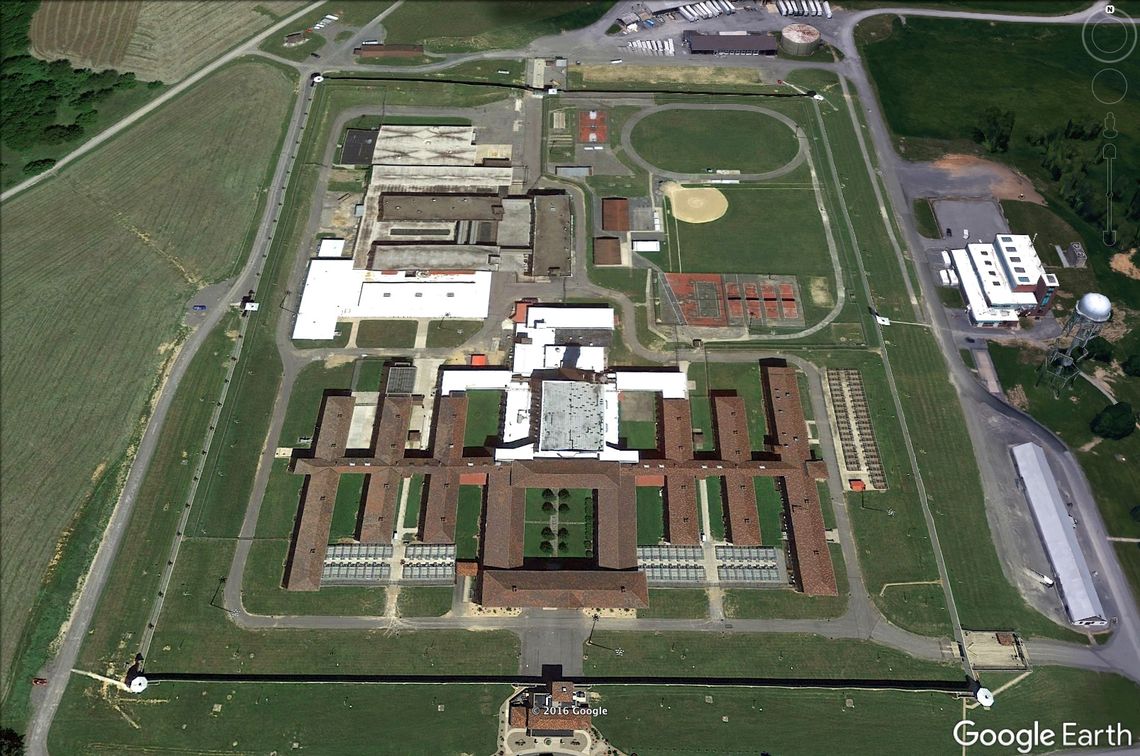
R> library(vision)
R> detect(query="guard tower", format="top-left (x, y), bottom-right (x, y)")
top-left (1037, 292), bottom-right (1112, 395)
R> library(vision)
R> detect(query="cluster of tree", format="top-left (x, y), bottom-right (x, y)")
top-left (1123, 354), bottom-right (1140, 377)
top-left (0, 1), bottom-right (161, 177)
top-left (972, 107), bottom-right (1015, 153)
top-left (1090, 401), bottom-right (1136, 440)
top-left (0, 727), bottom-right (22, 756)
top-left (1022, 118), bottom-right (1140, 251)
top-left (1084, 336), bottom-right (1114, 363)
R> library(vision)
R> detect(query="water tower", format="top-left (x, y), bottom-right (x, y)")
top-left (1036, 292), bottom-right (1112, 394)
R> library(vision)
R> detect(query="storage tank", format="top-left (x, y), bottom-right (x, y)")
top-left (780, 23), bottom-right (821, 56)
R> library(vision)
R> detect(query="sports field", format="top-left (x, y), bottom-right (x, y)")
top-left (31, 1), bottom-right (306, 82)
top-left (630, 108), bottom-right (799, 175)
top-left (667, 184), bottom-right (834, 280)
top-left (380, 0), bottom-right (613, 52)
top-left (0, 59), bottom-right (294, 701)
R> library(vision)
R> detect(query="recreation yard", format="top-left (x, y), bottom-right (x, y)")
top-left (629, 108), bottom-right (800, 175)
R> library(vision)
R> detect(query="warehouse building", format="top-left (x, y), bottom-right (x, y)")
top-left (1011, 443), bottom-right (1107, 628)
top-left (685, 31), bottom-right (777, 56)
top-left (950, 234), bottom-right (1059, 326)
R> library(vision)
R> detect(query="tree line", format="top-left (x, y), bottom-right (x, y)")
top-left (973, 108), bottom-right (1140, 251)
top-left (0, 1), bottom-right (162, 179)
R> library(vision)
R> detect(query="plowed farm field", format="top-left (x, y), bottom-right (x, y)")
top-left (0, 60), bottom-right (294, 701)
top-left (29, 1), bottom-right (305, 81)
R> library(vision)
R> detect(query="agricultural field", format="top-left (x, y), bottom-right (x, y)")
top-left (594, 668), bottom-right (1140, 756)
top-left (29, 1), bottom-right (306, 82)
top-left (380, 0), bottom-right (613, 52)
top-left (29, 0), bottom-right (140, 71)
top-left (0, 59), bottom-right (294, 705)
top-left (629, 108), bottom-right (799, 175)
top-left (50, 679), bottom-right (509, 755)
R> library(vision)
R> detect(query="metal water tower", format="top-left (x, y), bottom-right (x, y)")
top-left (1036, 292), bottom-right (1112, 394)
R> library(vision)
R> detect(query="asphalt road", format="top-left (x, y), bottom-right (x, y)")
top-left (20, 2), bottom-right (1140, 752)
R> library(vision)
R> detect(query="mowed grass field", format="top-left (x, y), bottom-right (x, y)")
top-left (0, 59), bottom-right (294, 704)
top-left (594, 668), bottom-right (1140, 756)
top-left (629, 108), bottom-right (799, 174)
top-left (31, 1), bottom-right (306, 82)
top-left (668, 184), bottom-right (833, 279)
top-left (380, 0), bottom-right (614, 52)
top-left (51, 679), bottom-right (509, 755)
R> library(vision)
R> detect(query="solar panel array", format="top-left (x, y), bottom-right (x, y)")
top-left (718, 565), bottom-right (780, 583)
top-left (326, 544), bottom-right (393, 562)
top-left (403, 563), bottom-right (455, 582)
top-left (644, 565), bottom-right (706, 583)
top-left (322, 562), bottom-right (391, 584)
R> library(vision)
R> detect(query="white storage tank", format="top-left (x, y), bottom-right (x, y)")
top-left (780, 23), bottom-right (821, 56)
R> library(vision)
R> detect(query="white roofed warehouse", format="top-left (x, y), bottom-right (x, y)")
top-left (1011, 443), bottom-right (1107, 628)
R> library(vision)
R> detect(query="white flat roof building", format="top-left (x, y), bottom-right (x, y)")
top-left (1011, 443), bottom-right (1107, 628)
top-left (948, 234), bottom-right (1058, 326)
top-left (317, 238), bottom-right (346, 258)
top-left (437, 304), bottom-right (681, 464)
top-left (291, 259), bottom-right (492, 340)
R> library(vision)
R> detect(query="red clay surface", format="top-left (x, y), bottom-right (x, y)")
top-left (664, 273), bottom-right (804, 328)
top-left (578, 109), bottom-right (608, 143)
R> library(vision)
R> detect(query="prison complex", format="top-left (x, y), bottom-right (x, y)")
top-left (284, 304), bottom-right (837, 607)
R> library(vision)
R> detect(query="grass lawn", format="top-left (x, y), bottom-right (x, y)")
top-left (524, 488), bottom-right (594, 558)
top-left (380, 0), bottom-right (613, 52)
top-left (584, 631), bottom-right (962, 680)
top-left (151, 540), bottom-right (518, 675)
top-left (330, 473), bottom-right (365, 542)
top-left (589, 265), bottom-right (649, 304)
top-left (402, 474), bottom-right (425, 530)
top-left (936, 286), bottom-right (964, 309)
top-left (396, 586), bottom-right (454, 617)
top-left (463, 390), bottom-right (502, 448)
top-left (687, 361), bottom-right (767, 450)
top-left (724, 544), bottom-right (847, 620)
top-left (356, 357), bottom-right (386, 391)
top-left (619, 420), bottom-right (658, 450)
top-left (754, 477), bottom-right (784, 547)
top-left (50, 679), bottom-right (508, 755)
top-left (592, 667), bottom-right (1140, 756)
top-left (629, 109), bottom-right (799, 174)
top-left (669, 186), bottom-right (832, 279)
top-left (638, 589), bottom-right (709, 619)
top-left (913, 198), bottom-right (939, 238)
top-left (1115, 543), bottom-right (1140, 608)
top-left (455, 485), bottom-right (484, 560)
top-left (1000, 200), bottom-right (1081, 266)
top-left (278, 361), bottom-right (356, 447)
top-left (636, 487), bottom-right (665, 546)
top-left (706, 477), bottom-right (726, 541)
top-left (356, 319), bottom-right (417, 348)
top-left (242, 540), bottom-right (386, 617)
top-left (0, 60), bottom-right (295, 704)
top-left (426, 319), bottom-right (482, 349)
